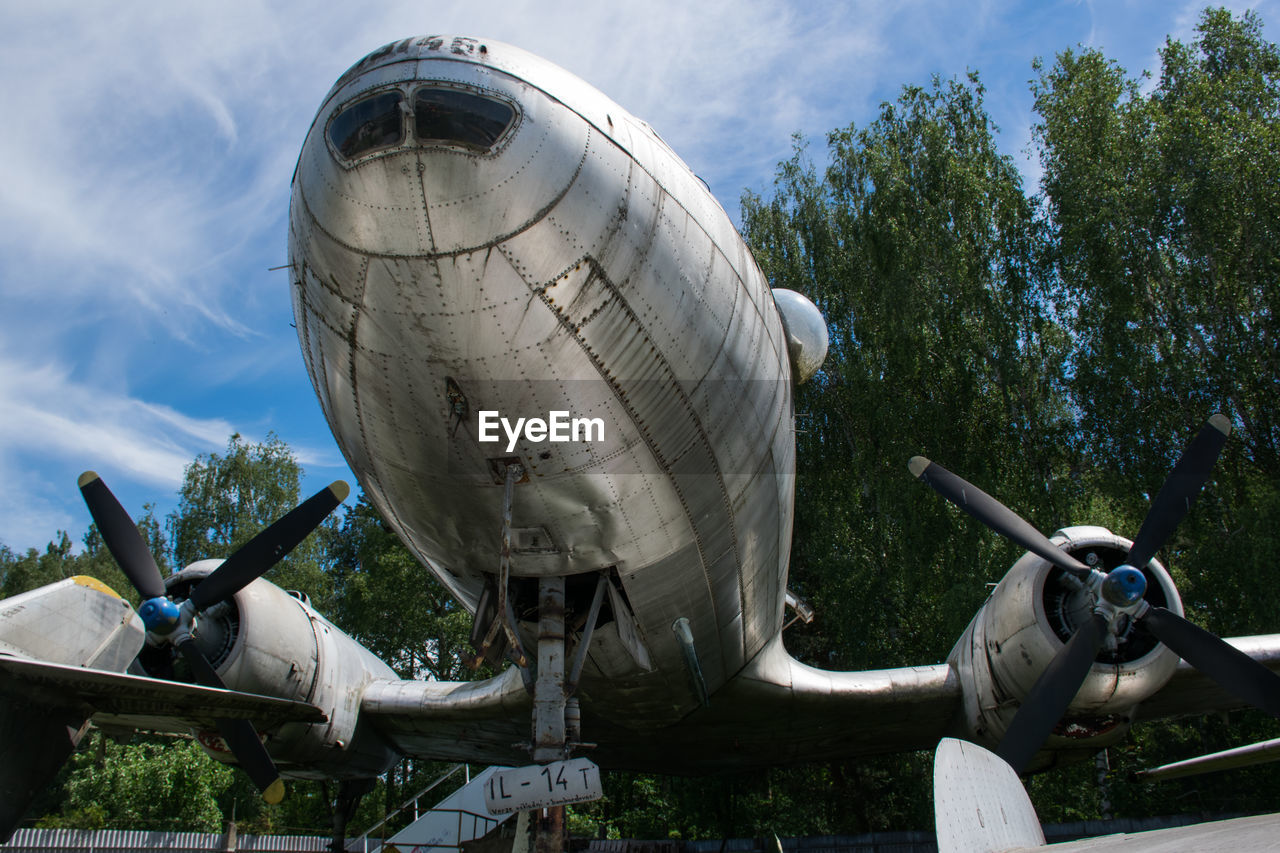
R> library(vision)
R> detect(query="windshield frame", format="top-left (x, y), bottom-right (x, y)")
top-left (325, 90), bottom-right (406, 163)
top-left (412, 85), bottom-right (519, 154)
top-left (325, 83), bottom-right (520, 166)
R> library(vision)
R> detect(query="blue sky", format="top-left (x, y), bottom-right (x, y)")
top-left (0, 0), bottom-right (1272, 555)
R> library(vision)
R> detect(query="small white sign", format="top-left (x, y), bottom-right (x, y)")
top-left (483, 758), bottom-right (603, 814)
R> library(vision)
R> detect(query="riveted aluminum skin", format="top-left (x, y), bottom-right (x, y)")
top-left (289, 36), bottom-right (795, 725)
top-left (0, 576), bottom-right (144, 671)
top-left (168, 567), bottom-right (399, 778)
top-left (948, 526), bottom-right (1184, 767)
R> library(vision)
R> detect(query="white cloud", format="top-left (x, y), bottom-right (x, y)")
top-left (0, 354), bottom-right (243, 551)
top-left (0, 358), bottom-right (232, 488)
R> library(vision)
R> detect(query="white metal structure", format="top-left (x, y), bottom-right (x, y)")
top-left (372, 766), bottom-right (507, 853)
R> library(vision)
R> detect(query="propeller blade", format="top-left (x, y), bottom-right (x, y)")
top-left (1140, 606), bottom-right (1280, 717)
top-left (997, 612), bottom-right (1109, 774)
top-left (175, 638), bottom-right (285, 803)
top-left (213, 718), bottom-right (286, 804)
top-left (909, 458), bottom-right (1091, 578)
top-left (189, 481), bottom-right (349, 611)
top-left (1125, 414), bottom-right (1231, 569)
top-left (78, 471), bottom-right (166, 600)
top-left (175, 635), bottom-right (226, 688)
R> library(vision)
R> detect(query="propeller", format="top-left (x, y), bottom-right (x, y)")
top-left (910, 414), bottom-right (1280, 773)
top-left (77, 471), bottom-right (349, 802)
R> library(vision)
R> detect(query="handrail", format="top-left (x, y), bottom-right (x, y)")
top-left (355, 806), bottom-right (499, 853)
top-left (445, 808), bottom-right (501, 846)
top-left (354, 763), bottom-right (468, 847)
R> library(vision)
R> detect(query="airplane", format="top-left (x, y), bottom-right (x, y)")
top-left (4, 34), bottom-right (1280, 849)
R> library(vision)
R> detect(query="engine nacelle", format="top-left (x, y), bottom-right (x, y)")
top-left (140, 563), bottom-right (399, 779)
top-left (949, 526), bottom-right (1184, 770)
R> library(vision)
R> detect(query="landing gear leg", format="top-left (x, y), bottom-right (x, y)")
top-left (498, 461), bottom-right (590, 853)
top-left (532, 575), bottom-right (567, 763)
top-left (531, 575), bottom-right (568, 853)
top-left (328, 777), bottom-right (375, 852)
top-left (534, 805), bottom-right (566, 853)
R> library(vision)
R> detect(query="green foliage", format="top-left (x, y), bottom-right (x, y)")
top-left (1035, 8), bottom-right (1280, 485)
top-left (43, 735), bottom-right (234, 832)
top-left (167, 432), bottom-right (333, 609)
top-left (1033, 3), bottom-right (1280, 654)
top-left (573, 758), bottom-right (933, 839)
top-left (326, 495), bottom-right (478, 680)
top-left (3, 433), bottom-right (490, 839)
top-left (0, 533), bottom-right (77, 599)
top-left (739, 4), bottom-right (1280, 834)
top-left (742, 71), bottom-right (1072, 672)
top-left (0, 509), bottom-right (165, 604)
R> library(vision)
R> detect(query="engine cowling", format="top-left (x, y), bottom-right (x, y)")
top-left (949, 526), bottom-right (1184, 770)
top-left (138, 563), bottom-right (399, 779)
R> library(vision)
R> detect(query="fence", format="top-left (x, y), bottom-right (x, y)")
top-left (2, 828), bottom-right (331, 852)
top-left (6, 812), bottom-right (1247, 853)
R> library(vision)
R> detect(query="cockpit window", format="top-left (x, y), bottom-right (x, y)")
top-left (414, 88), bottom-right (515, 151)
top-left (328, 91), bottom-right (404, 159)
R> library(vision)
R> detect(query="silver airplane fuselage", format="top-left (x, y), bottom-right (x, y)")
top-left (288, 36), bottom-right (795, 726)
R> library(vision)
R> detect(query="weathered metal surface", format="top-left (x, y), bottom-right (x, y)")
top-left (531, 576), bottom-right (567, 763)
top-left (289, 36), bottom-right (793, 732)
top-left (0, 656), bottom-right (324, 727)
top-left (947, 527), bottom-right (1185, 767)
top-left (359, 634), bottom-right (961, 772)
top-left (1138, 736), bottom-right (1280, 781)
top-left (933, 738), bottom-right (1045, 853)
top-left (0, 576), bottom-right (143, 671)
top-left (1135, 633), bottom-right (1280, 721)
top-left (121, 567), bottom-right (400, 779)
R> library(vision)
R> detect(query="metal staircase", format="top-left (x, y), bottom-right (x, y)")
top-left (354, 765), bottom-right (514, 853)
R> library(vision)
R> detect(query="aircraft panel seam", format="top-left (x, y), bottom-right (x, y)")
top-left (510, 247), bottom-right (742, 672)
top-left (292, 128), bottom-right (590, 262)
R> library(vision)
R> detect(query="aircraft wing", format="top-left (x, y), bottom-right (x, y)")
top-left (360, 631), bottom-right (1280, 774)
top-left (361, 637), bottom-right (963, 772)
top-left (1132, 633), bottom-right (1280, 721)
top-left (0, 654), bottom-right (326, 733)
top-left (361, 666), bottom-right (534, 766)
top-left (1034, 814), bottom-right (1280, 851)
top-left (618, 638), bottom-right (961, 771)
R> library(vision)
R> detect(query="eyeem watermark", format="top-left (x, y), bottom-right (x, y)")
top-left (478, 411), bottom-right (605, 453)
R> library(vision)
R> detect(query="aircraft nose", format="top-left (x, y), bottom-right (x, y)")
top-left (293, 78), bottom-right (588, 258)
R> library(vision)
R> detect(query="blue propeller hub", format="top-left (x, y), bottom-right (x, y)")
top-left (138, 596), bottom-right (181, 634)
top-left (1101, 565), bottom-right (1147, 608)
